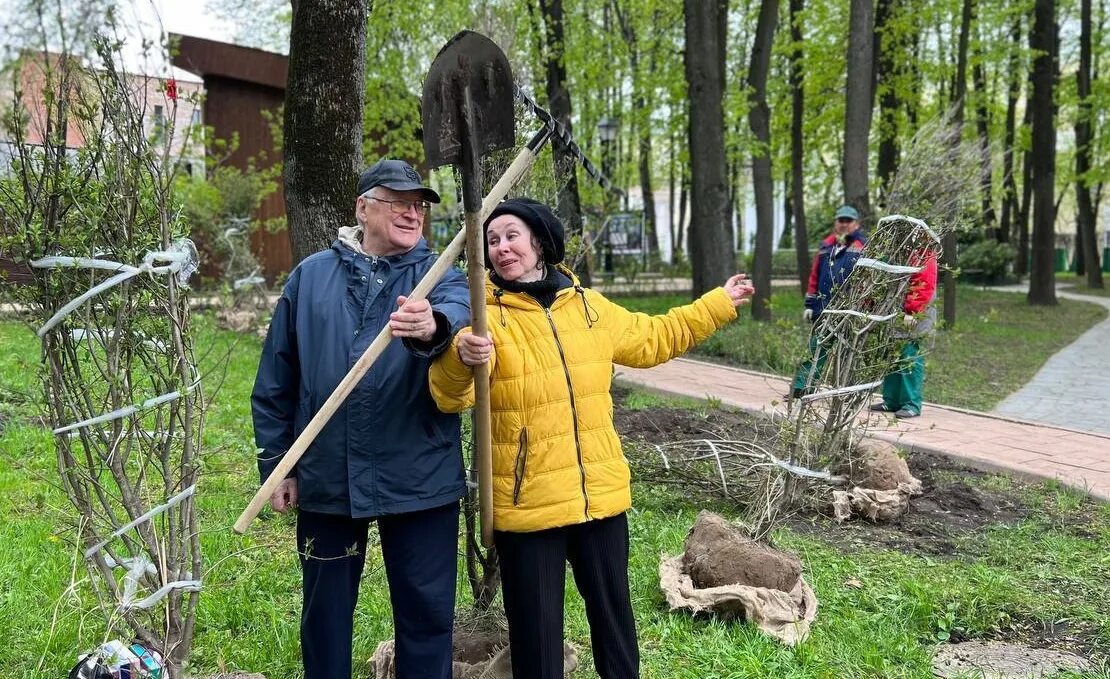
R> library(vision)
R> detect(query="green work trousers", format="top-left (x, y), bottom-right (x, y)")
top-left (881, 340), bottom-right (924, 414)
top-left (792, 333), bottom-right (828, 392)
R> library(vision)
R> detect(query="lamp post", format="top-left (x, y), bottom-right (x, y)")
top-left (597, 116), bottom-right (619, 273)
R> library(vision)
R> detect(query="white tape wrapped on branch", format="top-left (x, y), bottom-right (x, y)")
top-left (30, 238), bottom-right (199, 337)
top-left (104, 555), bottom-right (157, 606)
top-left (877, 214), bottom-right (941, 244)
top-left (54, 387), bottom-right (195, 435)
top-left (70, 328), bottom-right (168, 352)
top-left (854, 258), bottom-right (923, 276)
top-left (84, 484), bottom-right (197, 559)
top-left (798, 380), bottom-right (884, 404)
top-left (820, 309), bottom-right (901, 323)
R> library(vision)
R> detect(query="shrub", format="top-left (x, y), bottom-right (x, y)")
top-left (959, 240), bottom-right (1016, 284)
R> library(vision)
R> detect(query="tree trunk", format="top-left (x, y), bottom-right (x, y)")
top-left (677, 170), bottom-right (688, 260)
top-left (942, 0), bottom-right (973, 330)
top-left (790, 0), bottom-right (811, 294)
top-left (1028, 0), bottom-right (1058, 305)
top-left (1017, 110), bottom-right (1033, 275)
top-left (748, 0), bottom-right (778, 321)
top-left (284, 0), bottom-right (367, 264)
top-left (999, 11), bottom-right (1022, 244)
top-left (972, 54), bottom-right (996, 234)
top-left (537, 0), bottom-right (590, 286)
top-left (669, 130), bottom-right (678, 262)
top-left (683, 0), bottom-right (734, 297)
top-left (843, 0), bottom-right (874, 221)
top-left (874, 0), bottom-right (901, 201)
top-left (1076, 0), bottom-right (1104, 287)
top-left (780, 177), bottom-right (793, 249)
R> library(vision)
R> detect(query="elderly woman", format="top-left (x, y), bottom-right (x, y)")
top-left (429, 198), bottom-right (754, 679)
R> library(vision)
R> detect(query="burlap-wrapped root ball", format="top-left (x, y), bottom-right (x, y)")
top-left (832, 439), bottom-right (924, 522)
top-left (660, 511), bottom-right (817, 645)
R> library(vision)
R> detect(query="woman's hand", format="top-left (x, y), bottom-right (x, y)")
top-left (723, 274), bottom-right (756, 307)
top-left (457, 331), bottom-right (494, 366)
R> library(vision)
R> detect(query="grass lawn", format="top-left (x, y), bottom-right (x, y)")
top-left (1, 317), bottom-right (1108, 678)
top-left (611, 285), bottom-right (1108, 412)
top-left (1057, 273), bottom-right (1110, 298)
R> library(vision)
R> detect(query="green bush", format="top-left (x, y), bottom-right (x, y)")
top-left (959, 239), bottom-right (1016, 284)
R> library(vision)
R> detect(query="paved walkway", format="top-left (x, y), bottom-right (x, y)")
top-left (993, 288), bottom-right (1110, 435)
top-left (615, 358), bottom-right (1110, 501)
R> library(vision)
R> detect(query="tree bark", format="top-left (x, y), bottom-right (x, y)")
top-left (942, 0), bottom-right (973, 330)
top-left (683, 0), bottom-right (734, 297)
top-left (998, 11), bottom-right (1022, 244)
top-left (1075, 0), bottom-right (1103, 287)
top-left (537, 0), bottom-right (590, 286)
top-left (874, 0), bottom-right (901, 201)
top-left (1017, 99), bottom-right (1033, 276)
top-left (972, 49), bottom-right (996, 234)
top-left (789, 0), bottom-right (811, 294)
top-left (748, 0), bottom-right (778, 321)
top-left (611, 2), bottom-right (662, 258)
top-left (1028, 0), bottom-right (1058, 305)
top-left (843, 0), bottom-right (874, 221)
top-left (284, 0), bottom-right (366, 264)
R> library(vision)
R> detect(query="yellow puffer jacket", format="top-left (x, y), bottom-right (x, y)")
top-left (429, 267), bottom-right (737, 533)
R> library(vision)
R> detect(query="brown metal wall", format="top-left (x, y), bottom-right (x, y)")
top-left (202, 76), bottom-right (291, 281)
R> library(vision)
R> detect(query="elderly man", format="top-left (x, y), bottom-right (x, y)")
top-left (252, 159), bottom-right (470, 679)
top-left (788, 204), bottom-right (867, 399)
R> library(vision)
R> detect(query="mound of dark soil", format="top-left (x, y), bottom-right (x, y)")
top-left (682, 511), bottom-right (802, 591)
top-left (610, 390), bottom-right (1035, 557)
top-left (452, 629), bottom-right (507, 665)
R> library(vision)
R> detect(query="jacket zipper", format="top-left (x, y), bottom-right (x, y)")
top-left (512, 427), bottom-right (529, 505)
top-left (544, 306), bottom-right (590, 519)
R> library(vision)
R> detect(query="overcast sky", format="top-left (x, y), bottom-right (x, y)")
top-left (0, 0), bottom-right (239, 80)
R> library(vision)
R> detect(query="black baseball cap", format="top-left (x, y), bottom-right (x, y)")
top-left (357, 159), bottom-right (441, 203)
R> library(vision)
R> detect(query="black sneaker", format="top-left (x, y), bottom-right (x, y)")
top-left (870, 403), bottom-right (894, 412)
top-left (894, 408), bottom-right (920, 419)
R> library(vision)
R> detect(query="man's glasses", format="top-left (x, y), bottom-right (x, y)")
top-left (366, 196), bottom-right (431, 215)
top-left (836, 217), bottom-right (855, 223)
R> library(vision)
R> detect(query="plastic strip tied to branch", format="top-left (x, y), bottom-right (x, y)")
top-left (877, 214), bottom-right (941, 244)
top-left (30, 238), bottom-right (199, 337)
top-left (84, 484), bottom-right (196, 559)
top-left (103, 554), bottom-right (202, 610)
top-left (854, 258), bottom-right (923, 275)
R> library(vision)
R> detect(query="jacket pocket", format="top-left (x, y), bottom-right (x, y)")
top-left (512, 427), bottom-right (529, 506)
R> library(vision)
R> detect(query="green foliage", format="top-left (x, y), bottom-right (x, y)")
top-left (959, 239), bottom-right (1017, 283)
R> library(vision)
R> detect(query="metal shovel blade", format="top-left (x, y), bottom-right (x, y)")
top-left (422, 30), bottom-right (516, 168)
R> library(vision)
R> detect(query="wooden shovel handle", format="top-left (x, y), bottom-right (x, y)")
top-left (233, 143), bottom-right (544, 535)
top-left (464, 208), bottom-right (494, 549)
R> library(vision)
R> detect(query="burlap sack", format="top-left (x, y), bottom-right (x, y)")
top-left (831, 478), bottom-right (924, 522)
top-left (658, 554), bottom-right (818, 646)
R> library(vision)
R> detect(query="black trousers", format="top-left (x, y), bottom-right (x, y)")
top-left (495, 512), bottom-right (639, 679)
top-left (297, 502), bottom-right (459, 679)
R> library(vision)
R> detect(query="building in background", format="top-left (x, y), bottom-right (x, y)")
top-left (171, 34), bottom-right (290, 280)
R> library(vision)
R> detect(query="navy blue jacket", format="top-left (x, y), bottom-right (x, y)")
top-left (804, 229), bottom-right (867, 319)
top-left (251, 239), bottom-right (471, 518)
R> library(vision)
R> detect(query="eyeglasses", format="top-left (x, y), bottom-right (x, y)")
top-left (836, 217), bottom-right (856, 224)
top-left (366, 196), bottom-right (431, 215)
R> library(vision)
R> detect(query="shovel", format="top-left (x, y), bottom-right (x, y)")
top-left (422, 30), bottom-right (516, 549)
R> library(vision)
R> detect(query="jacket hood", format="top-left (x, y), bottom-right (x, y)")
top-left (330, 237), bottom-right (437, 269)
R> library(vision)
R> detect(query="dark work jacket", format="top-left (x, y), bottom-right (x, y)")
top-left (804, 229), bottom-right (868, 319)
top-left (251, 239), bottom-right (471, 518)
